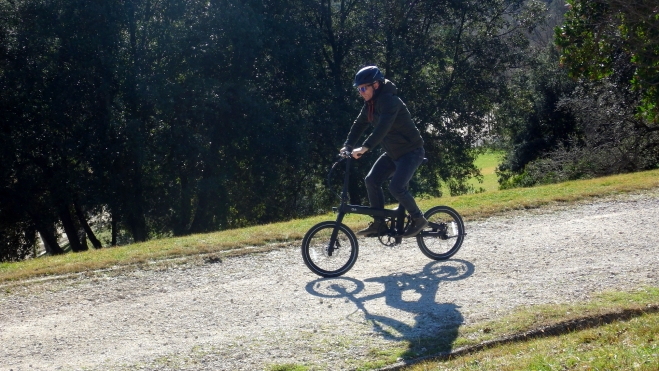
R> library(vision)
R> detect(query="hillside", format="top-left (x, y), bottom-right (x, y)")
top-left (1, 189), bottom-right (658, 370)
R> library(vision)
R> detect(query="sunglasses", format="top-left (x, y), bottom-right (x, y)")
top-left (357, 84), bottom-right (374, 93)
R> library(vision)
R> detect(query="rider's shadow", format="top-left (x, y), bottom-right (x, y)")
top-left (305, 259), bottom-right (474, 355)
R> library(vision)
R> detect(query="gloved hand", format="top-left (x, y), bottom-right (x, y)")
top-left (351, 146), bottom-right (368, 159)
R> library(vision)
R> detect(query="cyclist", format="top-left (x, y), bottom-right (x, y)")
top-left (340, 65), bottom-right (428, 238)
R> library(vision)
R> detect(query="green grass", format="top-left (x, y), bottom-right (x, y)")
top-left (401, 288), bottom-right (659, 371)
top-left (470, 149), bottom-right (504, 192)
top-left (441, 150), bottom-right (503, 195)
top-left (1, 167), bottom-right (658, 283)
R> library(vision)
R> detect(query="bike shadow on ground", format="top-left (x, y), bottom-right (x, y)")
top-left (305, 259), bottom-right (474, 354)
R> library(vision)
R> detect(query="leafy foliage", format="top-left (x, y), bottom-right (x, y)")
top-left (499, 53), bottom-right (659, 188)
top-left (495, 46), bottom-right (579, 187)
top-left (556, 0), bottom-right (659, 123)
top-left (497, 0), bottom-right (659, 189)
top-left (0, 0), bottom-right (546, 260)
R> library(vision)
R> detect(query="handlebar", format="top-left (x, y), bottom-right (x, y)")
top-left (339, 150), bottom-right (352, 159)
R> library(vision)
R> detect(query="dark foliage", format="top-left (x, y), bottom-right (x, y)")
top-left (495, 0), bottom-right (659, 189)
top-left (518, 81), bottom-right (659, 186)
top-left (495, 46), bottom-right (579, 186)
top-left (556, 0), bottom-right (659, 123)
top-left (0, 0), bottom-right (547, 260)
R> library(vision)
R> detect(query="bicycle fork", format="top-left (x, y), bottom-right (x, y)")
top-left (327, 155), bottom-right (353, 256)
top-left (326, 211), bottom-right (346, 256)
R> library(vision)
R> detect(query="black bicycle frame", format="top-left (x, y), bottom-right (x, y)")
top-left (327, 155), bottom-right (407, 254)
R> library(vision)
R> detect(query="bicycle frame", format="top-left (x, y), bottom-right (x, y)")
top-left (327, 154), bottom-right (408, 253)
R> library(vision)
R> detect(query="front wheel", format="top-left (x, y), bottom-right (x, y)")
top-left (416, 206), bottom-right (465, 260)
top-left (301, 221), bottom-right (359, 278)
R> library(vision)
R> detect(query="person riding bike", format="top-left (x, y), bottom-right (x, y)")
top-left (340, 65), bottom-right (428, 238)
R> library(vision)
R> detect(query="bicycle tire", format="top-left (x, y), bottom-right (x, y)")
top-left (416, 206), bottom-right (465, 260)
top-left (301, 221), bottom-right (359, 278)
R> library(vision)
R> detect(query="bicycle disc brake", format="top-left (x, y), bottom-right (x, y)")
top-left (324, 240), bottom-right (340, 257)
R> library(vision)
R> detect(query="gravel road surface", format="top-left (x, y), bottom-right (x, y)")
top-left (1, 190), bottom-right (658, 371)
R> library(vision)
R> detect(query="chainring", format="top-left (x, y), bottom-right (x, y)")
top-left (377, 218), bottom-right (399, 247)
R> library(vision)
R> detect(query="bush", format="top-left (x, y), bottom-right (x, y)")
top-left (0, 221), bottom-right (37, 262)
top-left (499, 75), bottom-right (659, 189)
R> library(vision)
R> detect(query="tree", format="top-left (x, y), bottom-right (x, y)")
top-left (0, 0), bottom-right (553, 261)
top-left (305, 0), bottom-right (548, 197)
top-left (379, 0), bottom-right (548, 195)
top-left (517, 55), bottom-right (659, 186)
top-left (495, 46), bottom-right (579, 185)
top-left (556, 0), bottom-right (659, 123)
top-left (0, 0), bottom-right (121, 252)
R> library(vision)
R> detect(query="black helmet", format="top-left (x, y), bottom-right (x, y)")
top-left (353, 66), bottom-right (384, 87)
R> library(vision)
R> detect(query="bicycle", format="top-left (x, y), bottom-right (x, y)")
top-left (301, 151), bottom-right (466, 277)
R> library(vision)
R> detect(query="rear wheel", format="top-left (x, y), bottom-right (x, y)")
top-left (416, 206), bottom-right (465, 260)
top-left (301, 221), bottom-right (358, 277)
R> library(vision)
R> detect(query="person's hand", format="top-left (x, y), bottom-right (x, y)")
top-left (351, 146), bottom-right (368, 159)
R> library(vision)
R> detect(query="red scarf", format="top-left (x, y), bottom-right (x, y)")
top-left (367, 100), bottom-right (375, 123)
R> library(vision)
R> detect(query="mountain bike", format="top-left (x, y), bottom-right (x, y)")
top-left (301, 151), bottom-right (466, 277)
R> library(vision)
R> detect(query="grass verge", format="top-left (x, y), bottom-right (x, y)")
top-left (372, 287), bottom-right (659, 370)
top-left (1, 168), bottom-right (658, 284)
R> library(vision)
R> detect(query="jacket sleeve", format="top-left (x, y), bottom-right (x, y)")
top-left (363, 94), bottom-right (399, 149)
top-left (344, 104), bottom-right (371, 148)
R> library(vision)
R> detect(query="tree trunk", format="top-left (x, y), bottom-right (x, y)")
top-left (74, 203), bottom-right (103, 248)
top-left (58, 205), bottom-right (87, 252)
top-left (79, 229), bottom-right (89, 250)
top-left (126, 210), bottom-right (147, 242)
top-left (111, 213), bottom-right (118, 246)
top-left (34, 222), bottom-right (64, 255)
top-left (172, 174), bottom-right (193, 236)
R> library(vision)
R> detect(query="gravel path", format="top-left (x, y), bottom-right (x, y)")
top-left (1, 190), bottom-right (658, 371)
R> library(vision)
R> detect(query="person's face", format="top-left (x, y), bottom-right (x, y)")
top-left (357, 81), bottom-right (379, 101)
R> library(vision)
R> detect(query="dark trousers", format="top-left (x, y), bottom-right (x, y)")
top-left (364, 147), bottom-right (425, 219)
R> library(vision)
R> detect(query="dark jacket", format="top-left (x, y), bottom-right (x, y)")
top-left (344, 79), bottom-right (424, 160)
